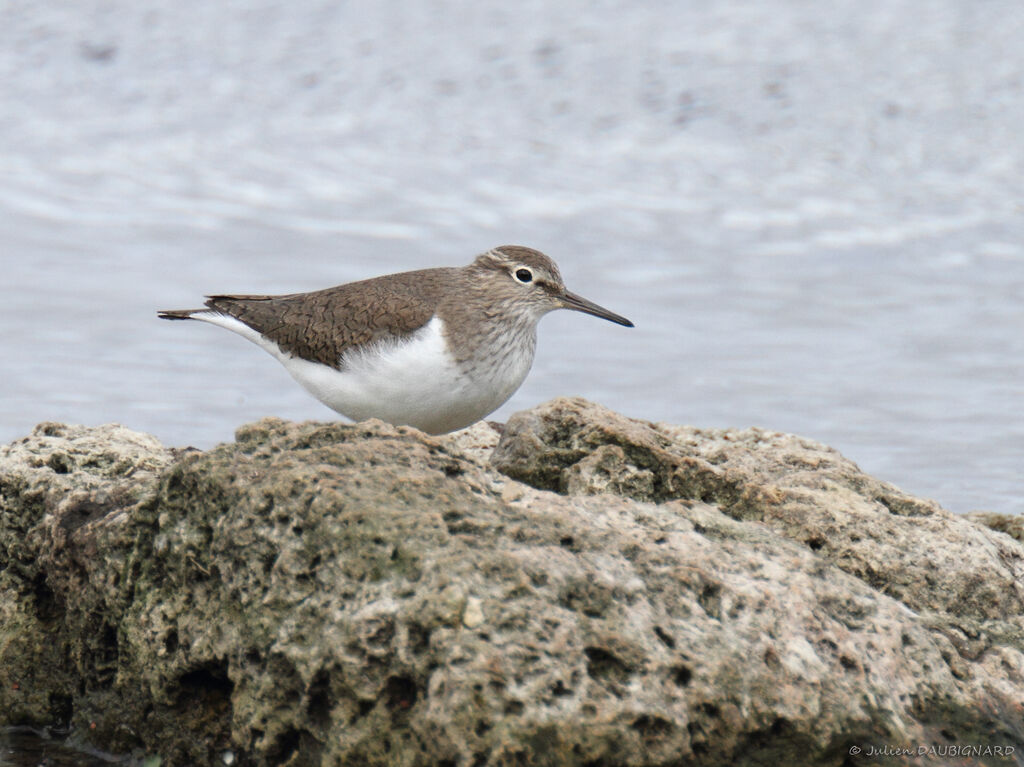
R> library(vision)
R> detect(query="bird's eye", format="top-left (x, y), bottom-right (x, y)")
top-left (514, 268), bottom-right (534, 283)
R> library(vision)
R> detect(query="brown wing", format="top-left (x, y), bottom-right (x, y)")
top-left (204, 268), bottom-right (450, 368)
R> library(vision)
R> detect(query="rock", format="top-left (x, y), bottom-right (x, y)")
top-left (492, 398), bottom-right (1024, 622)
top-left (0, 422), bottom-right (175, 736)
top-left (967, 511), bottom-right (1024, 545)
top-left (0, 403), bottom-right (1022, 766)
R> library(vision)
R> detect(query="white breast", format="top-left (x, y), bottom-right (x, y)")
top-left (190, 313), bottom-right (535, 434)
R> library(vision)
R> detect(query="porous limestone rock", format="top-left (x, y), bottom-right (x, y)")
top-left (0, 402), bottom-right (1022, 767)
top-left (492, 398), bottom-right (1024, 622)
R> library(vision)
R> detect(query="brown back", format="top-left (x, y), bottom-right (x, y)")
top-left (204, 268), bottom-right (452, 368)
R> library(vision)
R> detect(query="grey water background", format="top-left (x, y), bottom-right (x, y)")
top-left (1, 727), bottom-right (115, 767)
top-left (2, 0), bottom-right (1023, 520)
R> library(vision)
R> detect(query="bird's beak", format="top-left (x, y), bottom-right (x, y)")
top-left (560, 290), bottom-right (634, 327)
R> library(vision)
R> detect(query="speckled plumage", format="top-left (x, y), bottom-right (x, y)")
top-left (159, 245), bottom-right (632, 433)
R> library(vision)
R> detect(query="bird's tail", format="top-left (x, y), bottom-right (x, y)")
top-left (157, 308), bottom-right (204, 320)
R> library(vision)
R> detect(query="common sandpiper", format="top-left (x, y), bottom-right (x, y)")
top-left (158, 245), bottom-right (633, 434)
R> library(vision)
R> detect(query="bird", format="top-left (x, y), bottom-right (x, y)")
top-left (158, 245), bottom-right (633, 434)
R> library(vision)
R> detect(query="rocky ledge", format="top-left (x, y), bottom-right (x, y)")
top-left (0, 398), bottom-right (1022, 767)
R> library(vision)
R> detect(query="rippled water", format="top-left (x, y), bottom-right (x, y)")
top-left (0, 728), bottom-right (119, 766)
top-left (2, 1), bottom-right (1023, 515)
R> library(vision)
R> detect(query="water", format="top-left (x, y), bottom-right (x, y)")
top-left (0, 727), bottom-right (121, 766)
top-left (1, 1), bottom-right (1023, 515)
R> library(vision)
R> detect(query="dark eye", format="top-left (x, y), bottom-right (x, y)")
top-left (514, 268), bottom-right (533, 283)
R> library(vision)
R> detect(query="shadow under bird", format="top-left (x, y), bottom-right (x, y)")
top-left (158, 245), bottom-right (633, 434)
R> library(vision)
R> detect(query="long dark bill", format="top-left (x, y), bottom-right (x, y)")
top-left (561, 290), bottom-right (634, 327)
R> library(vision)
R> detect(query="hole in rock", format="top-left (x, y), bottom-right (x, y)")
top-left (384, 675), bottom-right (418, 711)
top-left (653, 626), bottom-right (676, 649)
top-left (632, 714), bottom-right (673, 739)
top-left (584, 647), bottom-right (632, 683)
top-left (671, 665), bottom-right (692, 687)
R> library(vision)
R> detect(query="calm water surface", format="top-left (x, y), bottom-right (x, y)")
top-left (0, 728), bottom-right (122, 766)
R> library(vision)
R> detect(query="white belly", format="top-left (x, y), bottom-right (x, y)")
top-left (193, 314), bottom-right (534, 434)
